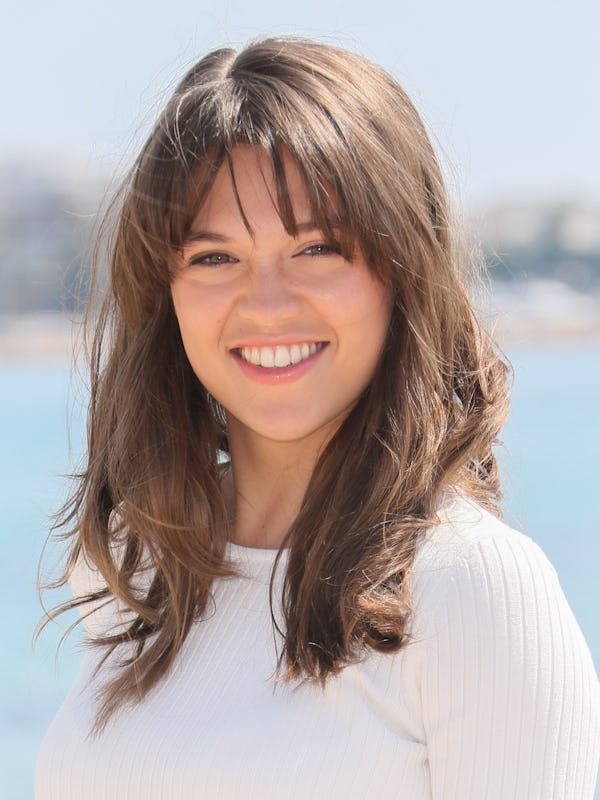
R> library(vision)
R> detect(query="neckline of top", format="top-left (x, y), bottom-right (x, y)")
top-left (226, 539), bottom-right (287, 566)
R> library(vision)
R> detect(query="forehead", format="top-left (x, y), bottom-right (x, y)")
top-left (189, 146), bottom-right (314, 236)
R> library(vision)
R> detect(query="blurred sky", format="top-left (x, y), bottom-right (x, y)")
top-left (2, 0), bottom-right (598, 208)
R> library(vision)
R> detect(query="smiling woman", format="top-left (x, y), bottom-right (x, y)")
top-left (36, 36), bottom-right (599, 799)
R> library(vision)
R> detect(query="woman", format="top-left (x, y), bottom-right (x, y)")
top-left (36, 37), bottom-right (599, 798)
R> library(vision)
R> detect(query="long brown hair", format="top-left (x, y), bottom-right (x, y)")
top-left (45, 36), bottom-right (510, 730)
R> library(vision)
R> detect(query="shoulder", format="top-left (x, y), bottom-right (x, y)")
top-left (407, 491), bottom-right (577, 648)
top-left (406, 492), bottom-right (598, 681)
top-left (412, 492), bottom-right (556, 600)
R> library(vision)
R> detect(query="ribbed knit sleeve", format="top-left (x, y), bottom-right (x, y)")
top-left (413, 502), bottom-right (600, 799)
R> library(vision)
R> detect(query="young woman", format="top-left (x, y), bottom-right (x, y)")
top-left (36, 37), bottom-right (599, 799)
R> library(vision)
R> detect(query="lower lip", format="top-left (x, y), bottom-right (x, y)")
top-left (231, 345), bottom-right (328, 384)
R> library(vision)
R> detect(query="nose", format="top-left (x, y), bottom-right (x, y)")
top-left (237, 262), bottom-right (301, 325)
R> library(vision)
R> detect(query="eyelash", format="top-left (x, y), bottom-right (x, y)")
top-left (185, 240), bottom-right (342, 267)
top-left (188, 252), bottom-right (237, 267)
top-left (299, 241), bottom-right (342, 257)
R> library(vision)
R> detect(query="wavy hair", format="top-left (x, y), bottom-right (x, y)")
top-left (46, 36), bottom-right (510, 730)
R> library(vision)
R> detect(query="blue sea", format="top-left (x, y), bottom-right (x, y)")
top-left (2, 342), bottom-right (599, 799)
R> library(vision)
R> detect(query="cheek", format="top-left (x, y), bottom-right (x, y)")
top-left (171, 281), bottom-right (227, 348)
top-left (332, 282), bottom-right (392, 395)
top-left (338, 275), bottom-right (391, 340)
top-left (307, 268), bottom-right (387, 327)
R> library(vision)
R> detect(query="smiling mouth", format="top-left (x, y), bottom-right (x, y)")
top-left (234, 342), bottom-right (327, 368)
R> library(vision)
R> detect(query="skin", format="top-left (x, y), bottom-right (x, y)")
top-left (171, 146), bottom-right (391, 547)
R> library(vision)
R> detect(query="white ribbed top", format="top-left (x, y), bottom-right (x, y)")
top-left (36, 497), bottom-right (600, 799)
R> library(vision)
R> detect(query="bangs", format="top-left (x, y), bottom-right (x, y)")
top-left (179, 142), bottom-right (355, 260)
top-left (150, 69), bottom-right (396, 277)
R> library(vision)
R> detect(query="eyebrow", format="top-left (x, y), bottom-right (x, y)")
top-left (183, 219), bottom-right (342, 246)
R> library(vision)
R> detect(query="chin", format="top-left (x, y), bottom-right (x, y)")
top-left (227, 409), bottom-right (346, 448)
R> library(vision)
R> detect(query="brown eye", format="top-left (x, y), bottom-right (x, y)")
top-left (300, 242), bottom-right (342, 257)
top-left (189, 252), bottom-right (237, 267)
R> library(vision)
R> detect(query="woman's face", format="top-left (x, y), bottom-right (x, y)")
top-left (171, 146), bottom-right (391, 450)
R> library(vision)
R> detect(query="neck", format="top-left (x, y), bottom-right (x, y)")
top-left (224, 422), bottom-right (330, 549)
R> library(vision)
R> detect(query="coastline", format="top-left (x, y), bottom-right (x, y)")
top-left (483, 279), bottom-right (600, 344)
top-left (0, 314), bottom-right (83, 361)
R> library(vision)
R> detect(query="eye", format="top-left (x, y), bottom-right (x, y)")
top-left (299, 241), bottom-right (342, 257)
top-left (187, 252), bottom-right (238, 267)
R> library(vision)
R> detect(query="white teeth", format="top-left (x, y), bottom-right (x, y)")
top-left (260, 348), bottom-right (275, 368)
top-left (238, 342), bottom-right (324, 369)
top-left (241, 346), bottom-right (261, 365)
top-left (274, 345), bottom-right (290, 367)
top-left (290, 344), bottom-right (302, 364)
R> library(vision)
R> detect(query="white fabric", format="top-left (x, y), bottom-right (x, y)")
top-left (36, 496), bottom-right (600, 799)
